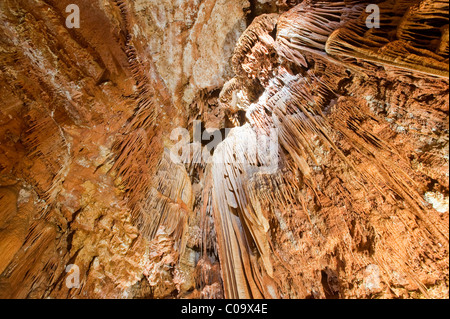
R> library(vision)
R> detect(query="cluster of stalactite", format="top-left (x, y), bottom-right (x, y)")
top-left (0, 0), bottom-right (448, 299)
top-left (203, 0), bottom-right (448, 298)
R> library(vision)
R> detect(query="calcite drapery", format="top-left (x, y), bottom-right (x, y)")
top-left (204, 0), bottom-right (449, 298)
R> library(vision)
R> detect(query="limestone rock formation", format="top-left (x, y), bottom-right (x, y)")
top-left (0, 0), bottom-right (448, 299)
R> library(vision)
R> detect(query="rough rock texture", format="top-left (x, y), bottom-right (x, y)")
top-left (0, 0), bottom-right (448, 299)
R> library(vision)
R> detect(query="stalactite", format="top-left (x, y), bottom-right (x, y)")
top-left (111, 0), bottom-right (167, 238)
top-left (275, 1), bottom-right (367, 66)
top-left (232, 14), bottom-right (279, 79)
top-left (208, 0), bottom-right (449, 299)
top-left (22, 107), bottom-right (70, 202)
top-left (325, 0), bottom-right (449, 78)
top-left (135, 149), bottom-right (193, 245)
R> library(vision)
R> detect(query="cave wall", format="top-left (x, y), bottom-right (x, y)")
top-left (0, 0), bottom-right (448, 299)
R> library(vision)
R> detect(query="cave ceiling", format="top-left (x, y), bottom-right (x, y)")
top-left (0, 0), bottom-right (448, 299)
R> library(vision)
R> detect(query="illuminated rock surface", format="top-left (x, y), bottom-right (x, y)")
top-left (0, 0), bottom-right (448, 299)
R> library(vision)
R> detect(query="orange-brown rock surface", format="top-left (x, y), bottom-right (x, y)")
top-left (0, 0), bottom-right (448, 299)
